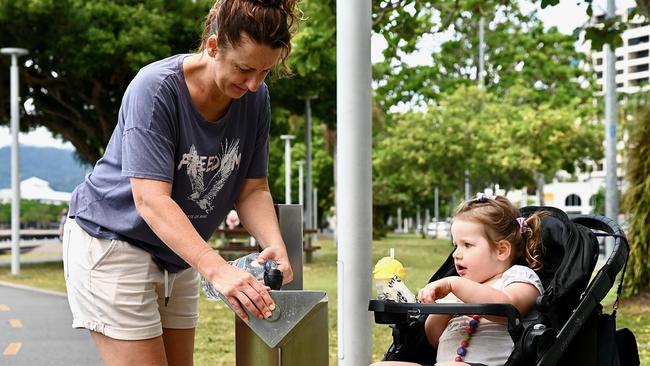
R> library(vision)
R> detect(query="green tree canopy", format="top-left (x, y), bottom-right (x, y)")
top-left (269, 0), bottom-right (336, 129)
top-left (0, 0), bottom-right (209, 163)
top-left (0, 0), bottom-right (336, 164)
top-left (373, 2), bottom-right (597, 113)
top-left (373, 85), bottom-right (603, 208)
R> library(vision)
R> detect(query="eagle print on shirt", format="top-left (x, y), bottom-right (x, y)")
top-left (177, 139), bottom-right (242, 213)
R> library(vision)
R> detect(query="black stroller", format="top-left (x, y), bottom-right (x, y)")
top-left (369, 207), bottom-right (640, 365)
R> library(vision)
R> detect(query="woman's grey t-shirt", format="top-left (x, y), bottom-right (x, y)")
top-left (69, 54), bottom-right (270, 272)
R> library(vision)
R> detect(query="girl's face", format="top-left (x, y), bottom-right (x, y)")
top-left (210, 35), bottom-right (281, 99)
top-left (450, 218), bottom-right (509, 283)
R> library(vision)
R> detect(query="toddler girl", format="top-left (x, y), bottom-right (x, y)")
top-left (372, 194), bottom-right (546, 366)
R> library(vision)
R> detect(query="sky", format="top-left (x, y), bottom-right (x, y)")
top-left (0, 0), bottom-right (635, 151)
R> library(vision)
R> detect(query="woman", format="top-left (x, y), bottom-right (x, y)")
top-left (62, 0), bottom-right (299, 364)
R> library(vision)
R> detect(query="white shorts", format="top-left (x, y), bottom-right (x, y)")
top-left (62, 218), bottom-right (200, 340)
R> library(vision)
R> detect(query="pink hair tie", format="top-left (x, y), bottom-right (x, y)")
top-left (516, 217), bottom-right (527, 234)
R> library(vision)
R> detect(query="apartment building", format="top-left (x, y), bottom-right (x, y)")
top-left (523, 8), bottom-right (648, 214)
top-left (591, 8), bottom-right (650, 93)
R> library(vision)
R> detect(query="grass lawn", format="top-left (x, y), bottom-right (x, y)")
top-left (1, 233), bottom-right (648, 364)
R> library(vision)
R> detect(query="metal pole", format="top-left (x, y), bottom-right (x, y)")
top-left (434, 186), bottom-right (439, 223)
top-left (604, 0), bottom-right (618, 257)
top-left (313, 187), bottom-right (318, 230)
top-left (478, 16), bottom-right (485, 87)
top-left (537, 173), bottom-right (546, 206)
top-left (333, 144), bottom-right (338, 247)
top-left (465, 15), bottom-right (485, 204)
top-left (397, 207), bottom-right (402, 232)
top-left (297, 160), bottom-right (305, 207)
top-left (464, 169), bottom-right (471, 201)
top-left (337, 0), bottom-right (372, 363)
top-left (424, 209), bottom-right (430, 238)
top-left (451, 193), bottom-right (457, 217)
top-left (1, 47), bottom-right (28, 276)
top-left (464, 15), bottom-right (485, 204)
top-left (300, 96), bottom-right (317, 231)
top-left (280, 135), bottom-right (295, 204)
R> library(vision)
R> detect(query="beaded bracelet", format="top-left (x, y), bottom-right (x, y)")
top-left (455, 315), bottom-right (480, 362)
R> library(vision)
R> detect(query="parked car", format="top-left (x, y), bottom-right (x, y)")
top-left (427, 220), bottom-right (451, 239)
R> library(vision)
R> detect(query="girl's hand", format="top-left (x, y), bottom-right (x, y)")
top-left (417, 277), bottom-right (454, 303)
top-left (258, 245), bottom-right (294, 284)
top-left (211, 263), bottom-right (275, 321)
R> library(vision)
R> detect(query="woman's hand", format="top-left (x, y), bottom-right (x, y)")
top-left (417, 277), bottom-right (455, 303)
top-left (130, 178), bottom-right (277, 320)
top-left (211, 262), bottom-right (275, 321)
top-left (258, 245), bottom-right (294, 284)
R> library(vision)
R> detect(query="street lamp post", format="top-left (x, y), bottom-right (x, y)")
top-left (297, 160), bottom-right (305, 207)
top-left (464, 169), bottom-right (471, 201)
top-left (434, 185), bottom-right (439, 223)
top-left (299, 95), bottom-right (317, 231)
top-left (337, 0), bottom-right (372, 362)
top-left (1, 47), bottom-right (28, 276)
top-left (280, 135), bottom-right (295, 204)
top-left (312, 187), bottom-right (318, 230)
top-left (604, 0), bottom-right (619, 258)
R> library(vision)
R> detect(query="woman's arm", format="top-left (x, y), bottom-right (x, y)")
top-left (130, 177), bottom-right (275, 321)
top-left (235, 177), bottom-right (294, 284)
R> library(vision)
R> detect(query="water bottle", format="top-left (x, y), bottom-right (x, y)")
top-left (202, 253), bottom-right (282, 301)
top-left (373, 248), bottom-right (417, 303)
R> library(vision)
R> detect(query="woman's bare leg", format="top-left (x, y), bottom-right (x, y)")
top-left (162, 328), bottom-right (195, 366)
top-left (90, 331), bottom-right (167, 366)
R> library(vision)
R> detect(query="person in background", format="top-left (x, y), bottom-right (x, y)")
top-left (226, 209), bottom-right (240, 230)
top-left (58, 207), bottom-right (68, 241)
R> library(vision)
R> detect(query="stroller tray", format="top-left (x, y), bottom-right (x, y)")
top-left (369, 299), bottom-right (521, 332)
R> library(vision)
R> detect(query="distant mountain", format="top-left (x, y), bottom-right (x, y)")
top-left (0, 146), bottom-right (91, 192)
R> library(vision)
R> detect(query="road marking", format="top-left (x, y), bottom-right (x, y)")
top-left (3, 342), bottom-right (22, 355)
top-left (0, 304), bottom-right (10, 312)
top-left (9, 319), bottom-right (22, 328)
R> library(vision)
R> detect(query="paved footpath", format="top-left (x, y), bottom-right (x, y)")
top-left (0, 282), bottom-right (102, 365)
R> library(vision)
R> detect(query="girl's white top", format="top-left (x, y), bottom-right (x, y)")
top-left (436, 265), bottom-right (544, 366)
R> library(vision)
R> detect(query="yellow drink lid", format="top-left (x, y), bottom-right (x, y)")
top-left (373, 256), bottom-right (406, 280)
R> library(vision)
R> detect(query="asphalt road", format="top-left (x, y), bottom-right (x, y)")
top-left (0, 282), bottom-right (102, 365)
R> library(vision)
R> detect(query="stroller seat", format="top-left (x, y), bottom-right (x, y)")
top-left (368, 207), bottom-right (640, 366)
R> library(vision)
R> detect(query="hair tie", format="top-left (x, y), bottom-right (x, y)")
top-left (475, 193), bottom-right (496, 202)
top-left (516, 217), bottom-right (528, 234)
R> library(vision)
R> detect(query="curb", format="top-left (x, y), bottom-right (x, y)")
top-left (0, 280), bottom-right (67, 298)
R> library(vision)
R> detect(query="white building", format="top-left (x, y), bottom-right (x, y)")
top-left (0, 177), bottom-right (71, 205)
top-left (534, 8), bottom-right (648, 214)
top-left (591, 9), bottom-right (650, 94)
top-left (540, 181), bottom-right (602, 214)
top-left (580, 7), bottom-right (648, 179)
top-left (490, 182), bottom-right (601, 215)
